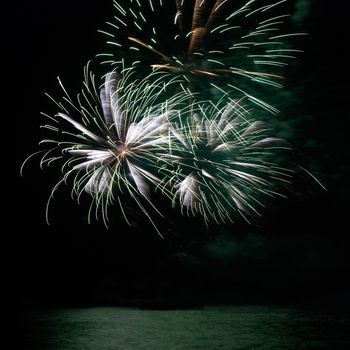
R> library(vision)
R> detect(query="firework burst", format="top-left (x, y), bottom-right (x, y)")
top-left (21, 1), bottom-right (323, 236)
top-left (99, 0), bottom-right (305, 111)
top-left (22, 64), bottom-right (193, 235)
top-left (22, 62), bottom-right (298, 232)
top-left (160, 98), bottom-right (294, 225)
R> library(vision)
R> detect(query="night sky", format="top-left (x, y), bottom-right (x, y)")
top-left (14, 0), bottom-right (349, 308)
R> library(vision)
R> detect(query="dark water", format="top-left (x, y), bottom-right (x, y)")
top-left (20, 306), bottom-right (349, 349)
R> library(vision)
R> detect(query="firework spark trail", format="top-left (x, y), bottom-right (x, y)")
top-left (98, 0), bottom-right (306, 111)
top-left (22, 63), bottom-right (196, 235)
top-left (160, 98), bottom-right (294, 225)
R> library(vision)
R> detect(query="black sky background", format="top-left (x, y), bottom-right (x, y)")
top-left (13, 0), bottom-right (349, 307)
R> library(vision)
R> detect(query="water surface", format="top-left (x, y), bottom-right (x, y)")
top-left (20, 305), bottom-right (350, 349)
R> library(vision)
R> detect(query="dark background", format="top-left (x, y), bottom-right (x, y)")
top-left (13, 0), bottom-right (349, 308)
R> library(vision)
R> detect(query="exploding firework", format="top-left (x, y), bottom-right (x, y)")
top-left (22, 64), bottom-right (194, 235)
top-left (22, 1), bottom-right (323, 235)
top-left (98, 0), bottom-right (305, 112)
top-left (22, 61), bottom-right (299, 232)
top-left (160, 98), bottom-right (294, 225)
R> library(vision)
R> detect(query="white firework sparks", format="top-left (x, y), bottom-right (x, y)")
top-left (22, 63), bottom-right (193, 235)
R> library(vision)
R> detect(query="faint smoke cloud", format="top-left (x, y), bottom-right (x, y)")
top-left (291, 0), bottom-right (311, 27)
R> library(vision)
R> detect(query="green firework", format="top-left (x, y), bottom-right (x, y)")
top-left (98, 0), bottom-right (306, 112)
top-left (160, 98), bottom-right (294, 225)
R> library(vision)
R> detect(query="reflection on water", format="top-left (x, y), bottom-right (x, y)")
top-left (20, 306), bottom-right (350, 349)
